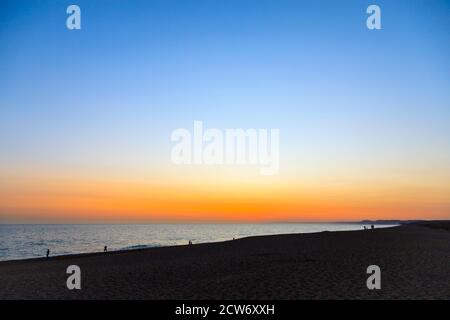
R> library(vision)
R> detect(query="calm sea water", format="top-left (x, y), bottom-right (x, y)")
top-left (0, 223), bottom-right (397, 261)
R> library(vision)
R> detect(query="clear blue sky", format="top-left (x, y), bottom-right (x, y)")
top-left (0, 0), bottom-right (449, 182)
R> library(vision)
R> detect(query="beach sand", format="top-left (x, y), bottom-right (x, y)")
top-left (0, 223), bottom-right (449, 299)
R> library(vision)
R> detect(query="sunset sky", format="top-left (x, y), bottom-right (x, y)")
top-left (1, 0), bottom-right (449, 223)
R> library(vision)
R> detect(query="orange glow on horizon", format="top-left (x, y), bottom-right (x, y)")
top-left (1, 170), bottom-right (449, 223)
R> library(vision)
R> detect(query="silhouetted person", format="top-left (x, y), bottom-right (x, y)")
top-left (188, 240), bottom-right (192, 245)
top-left (371, 225), bottom-right (374, 230)
top-left (364, 226), bottom-right (367, 230)
top-left (46, 249), bottom-right (50, 258)
top-left (104, 245), bottom-right (107, 253)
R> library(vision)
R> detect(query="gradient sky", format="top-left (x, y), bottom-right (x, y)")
top-left (1, 0), bottom-right (449, 223)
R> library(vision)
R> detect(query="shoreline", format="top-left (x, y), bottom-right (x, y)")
top-left (0, 222), bottom-right (449, 299)
top-left (0, 224), bottom-right (400, 264)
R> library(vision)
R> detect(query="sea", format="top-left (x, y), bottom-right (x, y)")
top-left (0, 223), bottom-right (397, 261)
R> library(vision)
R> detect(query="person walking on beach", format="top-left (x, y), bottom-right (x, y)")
top-left (104, 245), bottom-right (107, 253)
top-left (46, 249), bottom-right (50, 258)
top-left (371, 225), bottom-right (374, 230)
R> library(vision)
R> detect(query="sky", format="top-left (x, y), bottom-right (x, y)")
top-left (0, 0), bottom-right (449, 223)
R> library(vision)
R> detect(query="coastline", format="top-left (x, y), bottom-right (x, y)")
top-left (0, 222), bottom-right (398, 263)
top-left (0, 222), bottom-right (449, 299)
top-left (0, 222), bottom-right (400, 266)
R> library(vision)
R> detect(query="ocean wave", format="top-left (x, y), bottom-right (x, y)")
top-left (120, 244), bottom-right (161, 251)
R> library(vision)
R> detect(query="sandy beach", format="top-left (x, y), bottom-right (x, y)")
top-left (0, 222), bottom-right (449, 300)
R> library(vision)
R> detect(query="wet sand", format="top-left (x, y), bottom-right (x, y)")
top-left (0, 222), bottom-right (449, 299)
